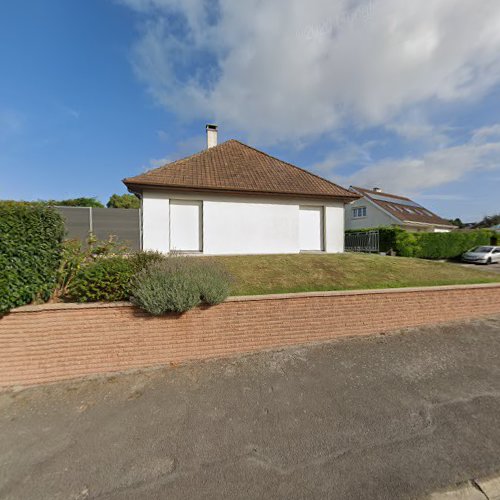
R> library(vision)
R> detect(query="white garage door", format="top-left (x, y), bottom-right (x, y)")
top-left (170, 200), bottom-right (202, 251)
top-left (299, 206), bottom-right (323, 251)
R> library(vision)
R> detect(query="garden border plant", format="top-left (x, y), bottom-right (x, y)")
top-left (131, 255), bottom-right (233, 315)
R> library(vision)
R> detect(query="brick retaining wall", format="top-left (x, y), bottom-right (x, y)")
top-left (1, 283), bottom-right (500, 388)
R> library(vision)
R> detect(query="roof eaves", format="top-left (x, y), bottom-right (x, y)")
top-left (123, 180), bottom-right (359, 201)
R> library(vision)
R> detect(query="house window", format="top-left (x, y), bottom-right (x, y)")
top-left (352, 206), bottom-right (367, 218)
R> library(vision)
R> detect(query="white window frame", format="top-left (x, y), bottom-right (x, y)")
top-left (352, 206), bottom-right (367, 219)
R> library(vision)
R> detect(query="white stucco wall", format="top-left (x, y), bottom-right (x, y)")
top-left (345, 198), bottom-right (398, 230)
top-left (141, 190), bottom-right (346, 255)
top-left (142, 191), bottom-right (170, 253)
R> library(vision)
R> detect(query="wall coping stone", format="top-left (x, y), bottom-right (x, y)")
top-left (8, 282), bottom-right (500, 314)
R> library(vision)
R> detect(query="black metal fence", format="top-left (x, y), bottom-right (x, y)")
top-left (345, 230), bottom-right (380, 253)
top-left (54, 206), bottom-right (141, 251)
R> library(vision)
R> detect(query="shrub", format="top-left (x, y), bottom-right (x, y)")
top-left (66, 257), bottom-right (134, 302)
top-left (196, 259), bottom-right (233, 305)
top-left (53, 234), bottom-right (127, 299)
top-left (0, 203), bottom-right (64, 314)
top-left (131, 256), bottom-right (233, 315)
top-left (129, 250), bottom-right (166, 273)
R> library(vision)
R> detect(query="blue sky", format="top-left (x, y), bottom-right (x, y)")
top-left (1, 0), bottom-right (500, 221)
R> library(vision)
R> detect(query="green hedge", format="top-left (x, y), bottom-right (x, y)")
top-left (397, 229), bottom-right (493, 259)
top-left (0, 202), bottom-right (65, 314)
top-left (346, 226), bottom-right (493, 259)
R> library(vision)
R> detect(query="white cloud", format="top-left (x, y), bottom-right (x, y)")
top-left (340, 125), bottom-right (500, 194)
top-left (311, 139), bottom-right (377, 173)
top-left (141, 156), bottom-right (171, 171)
top-left (119, 0), bottom-right (500, 144)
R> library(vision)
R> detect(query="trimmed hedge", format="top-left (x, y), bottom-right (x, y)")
top-left (0, 202), bottom-right (65, 313)
top-left (346, 226), bottom-right (493, 259)
top-left (398, 229), bottom-right (492, 259)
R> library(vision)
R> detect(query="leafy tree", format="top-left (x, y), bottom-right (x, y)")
top-left (475, 214), bottom-right (500, 228)
top-left (107, 193), bottom-right (140, 209)
top-left (449, 218), bottom-right (465, 228)
top-left (52, 197), bottom-right (104, 208)
top-left (1, 197), bottom-right (104, 208)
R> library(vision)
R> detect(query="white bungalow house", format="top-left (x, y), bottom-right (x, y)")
top-left (123, 125), bottom-right (359, 255)
top-left (345, 186), bottom-right (455, 233)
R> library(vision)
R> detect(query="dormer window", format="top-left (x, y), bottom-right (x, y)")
top-left (353, 206), bottom-right (367, 218)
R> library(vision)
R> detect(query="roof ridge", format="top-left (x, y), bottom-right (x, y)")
top-left (231, 140), bottom-right (356, 197)
top-left (351, 186), bottom-right (413, 202)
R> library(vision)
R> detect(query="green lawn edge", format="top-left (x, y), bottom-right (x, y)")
top-left (202, 253), bottom-right (500, 297)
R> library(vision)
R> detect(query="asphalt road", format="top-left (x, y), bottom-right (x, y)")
top-left (457, 261), bottom-right (500, 273)
top-left (2, 316), bottom-right (500, 499)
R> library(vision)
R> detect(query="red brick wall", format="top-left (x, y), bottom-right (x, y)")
top-left (1, 284), bottom-right (500, 388)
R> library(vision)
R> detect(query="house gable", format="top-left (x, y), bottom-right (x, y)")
top-left (348, 186), bottom-right (454, 230)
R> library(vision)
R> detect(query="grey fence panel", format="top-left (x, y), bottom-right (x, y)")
top-left (345, 230), bottom-right (380, 253)
top-left (92, 208), bottom-right (141, 251)
top-left (54, 206), bottom-right (141, 251)
top-left (55, 206), bottom-right (91, 242)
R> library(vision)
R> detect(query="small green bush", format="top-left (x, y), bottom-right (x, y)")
top-left (196, 260), bottom-right (233, 305)
top-left (131, 257), bottom-right (232, 315)
top-left (66, 257), bottom-right (134, 302)
top-left (0, 202), bottom-right (64, 313)
top-left (53, 235), bottom-right (127, 299)
top-left (129, 251), bottom-right (166, 272)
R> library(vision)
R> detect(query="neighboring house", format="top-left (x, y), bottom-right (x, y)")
top-left (345, 186), bottom-right (455, 233)
top-left (123, 125), bottom-right (359, 255)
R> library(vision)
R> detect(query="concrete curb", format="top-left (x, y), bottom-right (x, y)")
top-left (476, 474), bottom-right (500, 500)
top-left (428, 473), bottom-right (500, 499)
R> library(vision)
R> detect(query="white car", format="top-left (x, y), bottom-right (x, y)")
top-left (462, 246), bottom-right (500, 265)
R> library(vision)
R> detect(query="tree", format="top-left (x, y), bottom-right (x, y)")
top-left (449, 218), bottom-right (465, 228)
top-left (107, 193), bottom-right (140, 209)
top-left (49, 197), bottom-right (104, 208)
top-left (474, 214), bottom-right (500, 228)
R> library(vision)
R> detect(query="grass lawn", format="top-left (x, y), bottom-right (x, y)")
top-left (206, 253), bottom-right (500, 296)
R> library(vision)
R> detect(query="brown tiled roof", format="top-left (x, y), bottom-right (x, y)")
top-left (124, 140), bottom-right (358, 200)
top-left (351, 186), bottom-right (455, 228)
